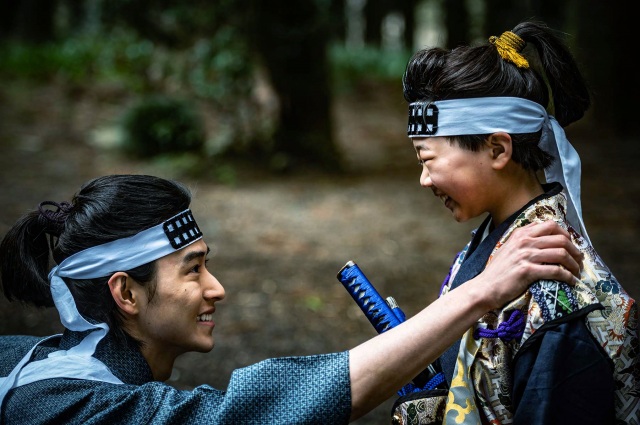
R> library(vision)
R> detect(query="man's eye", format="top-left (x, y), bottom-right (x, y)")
top-left (191, 259), bottom-right (210, 273)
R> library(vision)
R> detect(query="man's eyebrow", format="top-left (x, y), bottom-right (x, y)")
top-left (181, 246), bottom-right (210, 265)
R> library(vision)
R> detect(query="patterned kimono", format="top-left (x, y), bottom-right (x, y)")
top-left (0, 330), bottom-right (351, 424)
top-left (393, 183), bottom-right (639, 425)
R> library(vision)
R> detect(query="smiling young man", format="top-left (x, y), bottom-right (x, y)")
top-left (108, 241), bottom-right (224, 381)
top-left (0, 174), bottom-right (585, 424)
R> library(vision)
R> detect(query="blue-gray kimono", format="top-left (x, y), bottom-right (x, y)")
top-left (0, 330), bottom-right (352, 424)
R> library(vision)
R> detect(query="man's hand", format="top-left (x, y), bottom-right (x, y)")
top-left (478, 220), bottom-right (583, 309)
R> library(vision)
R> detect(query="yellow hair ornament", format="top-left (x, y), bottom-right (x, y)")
top-left (489, 31), bottom-right (529, 68)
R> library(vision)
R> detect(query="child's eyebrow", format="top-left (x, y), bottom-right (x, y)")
top-left (413, 142), bottom-right (430, 152)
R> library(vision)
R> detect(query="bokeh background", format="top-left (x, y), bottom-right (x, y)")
top-left (1, 1), bottom-right (638, 423)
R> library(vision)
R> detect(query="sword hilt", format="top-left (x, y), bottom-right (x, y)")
top-left (337, 260), bottom-right (404, 333)
top-left (337, 260), bottom-right (447, 393)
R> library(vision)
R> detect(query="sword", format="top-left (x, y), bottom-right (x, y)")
top-left (337, 260), bottom-right (405, 333)
top-left (337, 260), bottom-right (446, 392)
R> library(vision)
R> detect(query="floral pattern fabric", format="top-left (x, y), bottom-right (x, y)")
top-left (439, 188), bottom-right (639, 424)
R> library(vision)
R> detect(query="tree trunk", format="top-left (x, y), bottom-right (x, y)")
top-left (482, 0), bottom-right (530, 37)
top-left (253, 0), bottom-right (342, 172)
top-left (2, 0), bottom-right (57, 43)
top-left (443, 0), bottom-right (470, 48)
top-left (329, 0), bottom-right (348, 43)
top-left (572, 0), bottom-right (636, 137)
top-left (364, 0), bottom-right (385, 47)
top-left (399, 0), bottom-right (416, 50)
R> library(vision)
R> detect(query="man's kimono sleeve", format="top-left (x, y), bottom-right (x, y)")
top-left (217, 351), bottom-right (352, 424)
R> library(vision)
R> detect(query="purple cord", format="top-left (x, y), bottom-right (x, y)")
top-left (474, 309), bottom-right (525, 342)
top-left (440, 251), bottom-right (462, 296)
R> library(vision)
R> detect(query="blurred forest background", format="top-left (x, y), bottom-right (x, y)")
top-left (1, 1), bottom-right (639, 424)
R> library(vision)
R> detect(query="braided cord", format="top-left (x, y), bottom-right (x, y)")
top-left (489, 31), bottom-right (530, 68)
top-left (37, 200), bottom-right (73, 249)
top-left (38, 201), bottom-right (72, 224)
top-left (474, 309), bottom-right (525, 342)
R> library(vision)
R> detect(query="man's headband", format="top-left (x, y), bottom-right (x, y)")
top-left (53, 209), bottom-right (202, 281)
top-left (407, 96), bottom-right (591, 246)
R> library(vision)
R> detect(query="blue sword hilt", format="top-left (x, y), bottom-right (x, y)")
top-left (337, 260), bottom-right (404, 333)
top-left (337, 260), bottom-right (447, 393)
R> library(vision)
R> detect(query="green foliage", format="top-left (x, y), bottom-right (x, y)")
top-left (0, 27), bottom-right (252, 104)
top-left (100, 0), bottom-right (250, 47)
top-left (120, 95), bottom-right (205, 158)
top-left (0, 32), bottom-right (153, 85)
top-left (0, 39), bottom-right (98, 81)
top-left (329, 43), bottom-right (412, 92)
top-left (181, 27), bottom-right (253, 105)
top-left (145, 152), bottom-right (238, 184)
top-left (0, 2), bottom-right (414, 174)
top-left (0, 27), bottom-right (255, 172)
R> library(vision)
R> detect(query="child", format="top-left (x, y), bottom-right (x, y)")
top-left (397, 20), bottom-right (639, 425)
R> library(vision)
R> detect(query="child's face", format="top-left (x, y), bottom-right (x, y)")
top-left (413, 136), bottom-right (496, 223)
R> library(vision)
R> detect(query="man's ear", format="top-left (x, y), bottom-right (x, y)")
top-left (487, 132), bottom-right (512, 170)
top-left (108, 272), bottom-right (139, 316)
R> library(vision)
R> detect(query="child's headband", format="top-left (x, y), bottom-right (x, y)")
top-left (407, 97), bottom-right (545, 138)
top-left (407, 96), bottom-right (590, 246)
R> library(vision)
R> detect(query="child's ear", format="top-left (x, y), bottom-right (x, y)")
top-left (487, 132), bottom-right (512, 170)
top-left (108, 272), bottom-right (140, 316)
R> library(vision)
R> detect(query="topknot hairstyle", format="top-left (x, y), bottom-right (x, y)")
top-left (0, 175), bottom-right (192, 345)
top-left (402, 20), bottom-right (591, 171)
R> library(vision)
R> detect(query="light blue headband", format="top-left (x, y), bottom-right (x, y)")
top-left (0, 209), bottom-right (203, 401)
top-left (407, 97), bottom-right (590, 245)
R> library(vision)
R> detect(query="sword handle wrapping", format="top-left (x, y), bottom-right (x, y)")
top-left (337, 260), bottom-right (404, 333)
top-left (336, 260), bottom-right (446, 392)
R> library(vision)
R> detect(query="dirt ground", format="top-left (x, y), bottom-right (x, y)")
top-left (1, 81), bottom-right (639, 424)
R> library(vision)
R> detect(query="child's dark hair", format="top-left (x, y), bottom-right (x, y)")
top-left (402, 20), bottom-right (591, 172)
top-left (0, 174), bottom-right (192, 345)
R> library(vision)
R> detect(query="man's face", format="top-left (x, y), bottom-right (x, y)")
top-left (135, 239), bottom-right (226, 363)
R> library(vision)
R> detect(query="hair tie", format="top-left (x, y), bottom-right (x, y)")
top-left (37, 201), bottom-right (72, 237)
top-left (489, 31), bottom-right (529, 68)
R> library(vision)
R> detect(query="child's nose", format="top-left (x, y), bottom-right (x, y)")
top-left (420, 166), bottom-right (432, 187)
